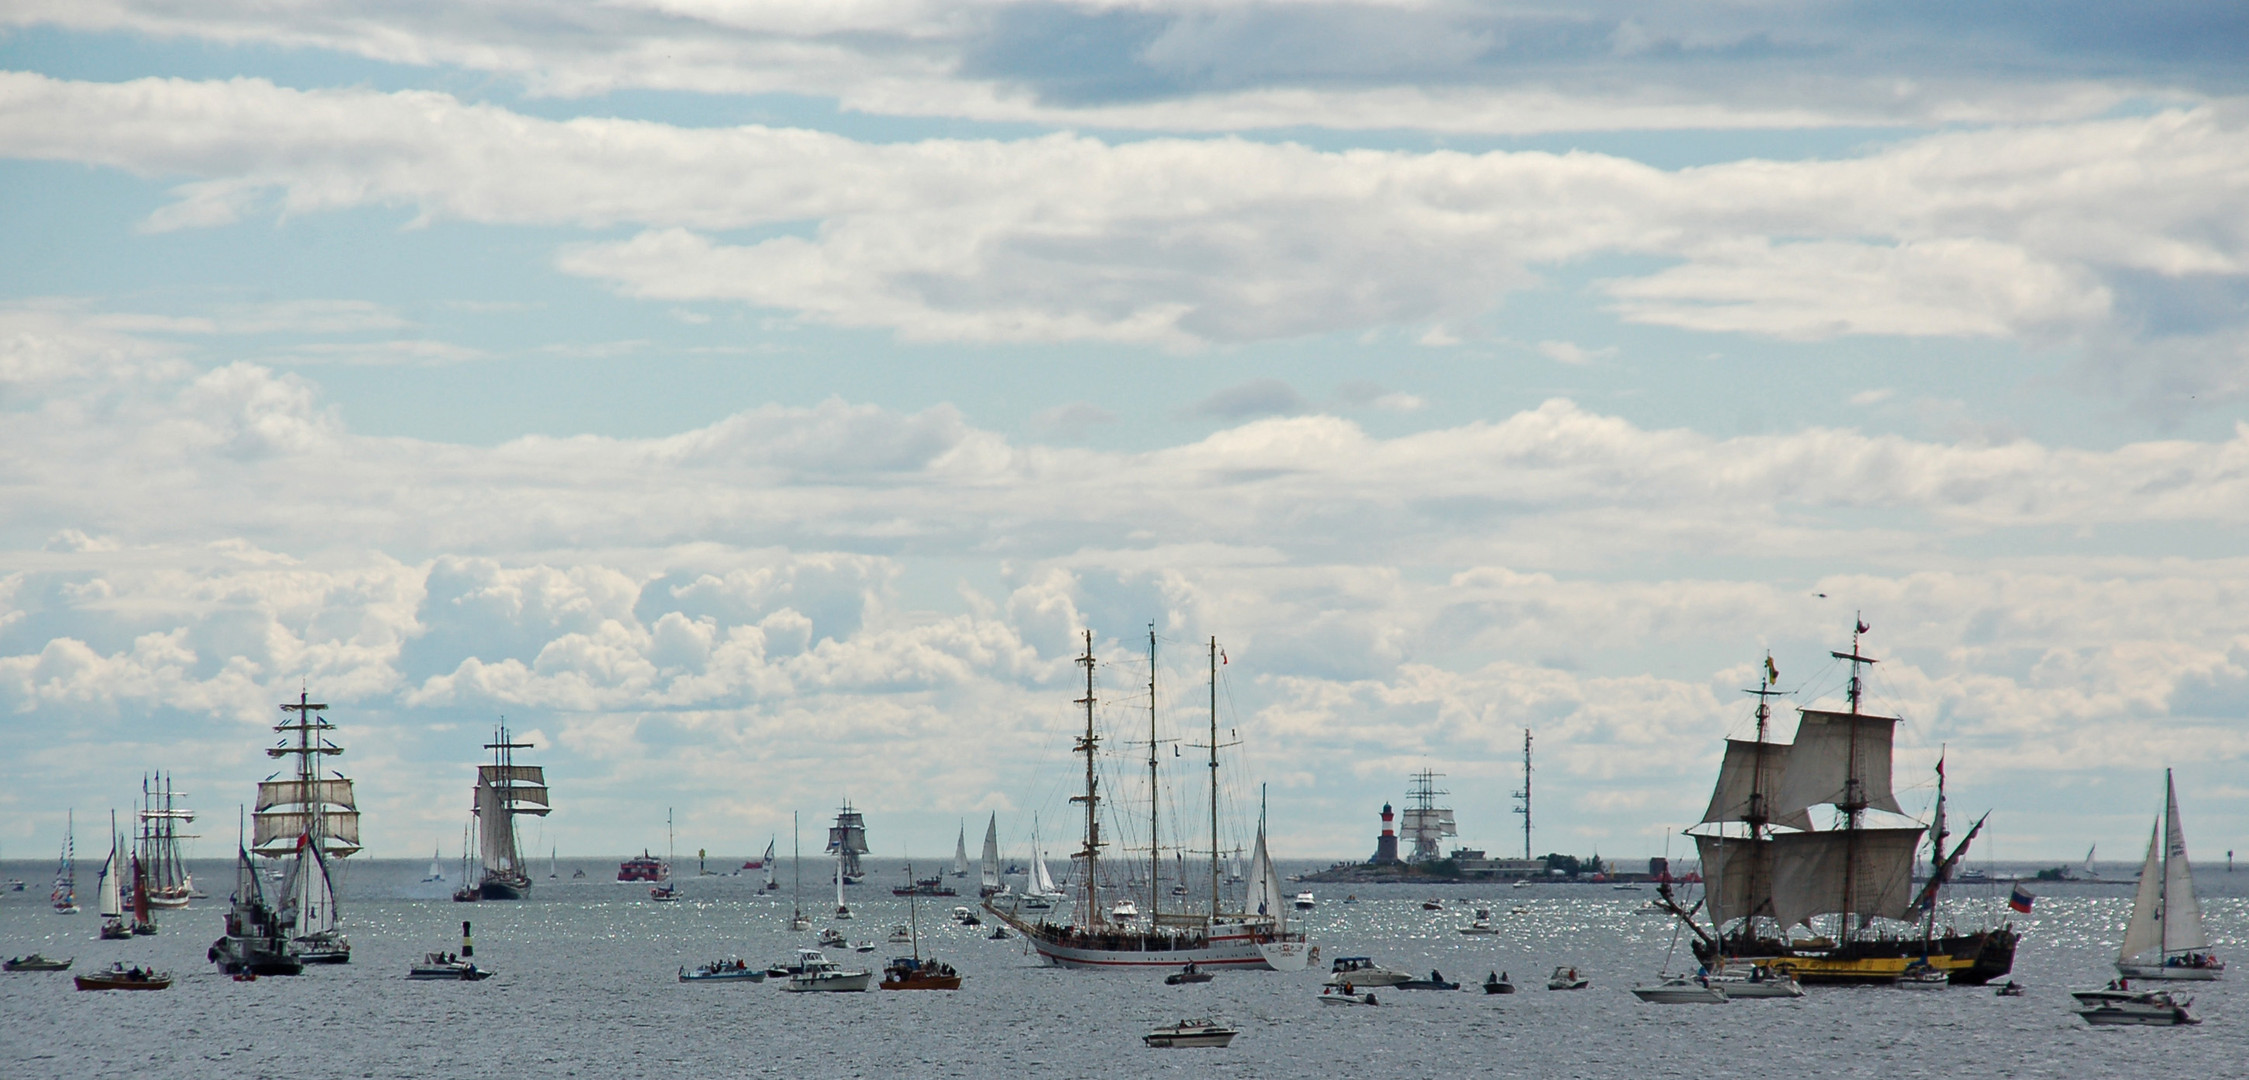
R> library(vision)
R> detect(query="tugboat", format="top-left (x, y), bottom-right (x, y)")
top-left (209, 844), bottom-right (304, 977)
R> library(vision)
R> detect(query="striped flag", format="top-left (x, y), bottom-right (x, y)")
top-left (2008, 886), bottom-right (2034, 914)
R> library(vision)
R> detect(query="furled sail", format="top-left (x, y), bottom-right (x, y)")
top-left (1770, 710), bottom-right (1905, 821)
top-left (1700, 740), bottom-right (1813, 833)
top-left (1692, 833), bottom-right (1775, 928)
top-left (979, 813), bottom-right (1001, 892)
top-left (2161, 774), bottom-right (2206, 954)
top-left (1766, 826), bottom-right (1923, 929)
top-left (2119, 823), bottom-right (2164, 964)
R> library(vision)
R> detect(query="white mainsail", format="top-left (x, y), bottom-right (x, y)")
top-left (1030, 823), bottom-right (1058, 896)
top-left (1249, 823), bottom-right (1288, 929)
top-left (979, 813), bottom-right (1001, 894)
top-left (97, 831), bottom-right (124, 920)
top-left (833, 854), bottom-right (850, 917)
top-left (2161, 773), bottom-right (2207, 955)
top-left (2120, 823), bottom-right (2164, 964)
top-left (763, 839), bottom-right (778, 890)
top-left (282, 838), bottom-right (341, 940)
top-left (952, 823), bottom-right (970, 878)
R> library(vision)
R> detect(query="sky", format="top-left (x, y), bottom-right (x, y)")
top-left (3, 1), bottom-right (2248, 869)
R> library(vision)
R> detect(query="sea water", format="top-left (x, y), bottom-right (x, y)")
top-left (3, 859), bottom-right (2244, 1078)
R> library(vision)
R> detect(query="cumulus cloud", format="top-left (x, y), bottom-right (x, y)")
top-left (4, 73), bottom-right (2245, 410)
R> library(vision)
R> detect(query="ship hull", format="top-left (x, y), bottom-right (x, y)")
top-left (2116, 962), bottom-right (2222, 981)
top-left (995, 908), bottom-right (1310, 971)
top-left (209, 937), bottom-right (305, 977)
top-left (479, 874), bottom-right (531, 900)
top-left (1695, 928), bottom-right (2017, 985)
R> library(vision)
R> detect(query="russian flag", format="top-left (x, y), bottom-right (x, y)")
top-left (2008, 886), bottom-right (2034, 914)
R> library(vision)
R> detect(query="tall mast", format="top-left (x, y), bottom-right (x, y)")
top-left (1513, 729), bottom-right (1533, 861)
top-left (1147, 625), bottom-right (1160, 922)
top-left (276, 688), bottom-right (332, 853)
top-left (792, 811), bottom-right (802, 920)
top-left (1738, 653), bottom-right (1783, 942)
top-left (1208, 637), bottom-right (1220, 923)
top-left (1829, 615), bottom-right (1877, 943)
top-left (1069, 630), bottom-right (1104, 927)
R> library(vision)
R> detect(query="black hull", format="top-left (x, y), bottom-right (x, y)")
top-left (479, 878), bottom-right (529, 900)
top-left (1694, 927), bottom-right (2018, 985)
top-left (209, 938), bottom-right (305, 977)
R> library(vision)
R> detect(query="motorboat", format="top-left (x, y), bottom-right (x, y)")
top-left (1318, 985), bottom-right (1379, 1006)
top-left (1143, 1019), bottom-right (1238, 1047)
top-left (1631, 975), bottom-right (1726, 1004)
top-left (1994, 980), bottom-right (2026, 997)
top-left (1456, 909), bottom-right (1499, 935)
top-left (1546, 966), bottom-right (1589, 990)
top-left (780, 949), bottom-right (871, 992)
top-left (1324, 956), bottom-right (1413, 987)
top-left (1482, 971), bottom-right (1515, 995)
top-left (880, 955), bottom-right (961, 990)
top-left (1395, 970), bottom-right (1462, 990)
top-left (3, 954), bottom-right (71, 972)
top-left (1292, 892), bottom-right (1315, 911)
top-left (73, 963), bottom-right (172, 991)
top-left (1707, 965), bottom-right (1804, 999)
top-left (854, 941), bottom-right (878, 953)
top-left (409, 952), bottom-right (492, 981)
top-left (1165, 962), bottom-right (1214, 985)
top-left (817, 928), bottom-right (848, 948)
top-left (1895, 961), bottom-right (1950, 990)
top-left (1421, 898), bottom-right (1442, 911)
top-left (886, 926), bottom-right (913, 944)
top-left (2073, 987), bottom-right (2198, 1026)
top-left (1111, 899), bottom-right (1141, 921)
top-left (678, 958), bottom-right (763, 983)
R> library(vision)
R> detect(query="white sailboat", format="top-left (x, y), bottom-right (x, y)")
top-left (1015, 818), bottom-right (1061, 912)
top-left (2116, 771), bottom-right (2223, 980)
top-left (977, 813), bottom-right (1005, 898)
top-left (280, 835), bottom-right (349, 962)
top-left (423, 848), bottom-right (445, 882)
top-left (97, 814), bottom-right (128, 939)
top-left (833, 855), bottom-right (853, 920)
top-left (952, 823), bottom-right (970, 879)
top-left (763, 839), bottom-right (779, 892)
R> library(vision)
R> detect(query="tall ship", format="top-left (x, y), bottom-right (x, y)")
top-left (1398, 770), bottom-right (1457, 862)
top-left (51, 810), bottom-right (79, 914)
top-left (137, 774), bottom-right (197, 909)
top-left (254, 690), bottom-right (359, 963)
top-left (986, 630), bottom-right (1311, 972)
top-left (1659, 624), bottom-right (2016, 984)
top-left (2114, 771), bottom-right (2223, 980)
top-left (827, 801), bottom-right (868, 883)
top-left (473, 722), bottom-right (551, 899)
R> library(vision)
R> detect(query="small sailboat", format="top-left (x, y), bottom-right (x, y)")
top-left (51, 811), bottom-right (80, 914)
top-left (650, 810), bottom-right (681, 902)
top-left (281, 832), bottom-right (350, 962)
top-left (1014, 818), bottom-right (1061, 912)
top-left (977, 812), bottom-right (1005, 898)
top-left (2116, 771), bottom-right (2223, 981)
top-left (97, 815), bottom-right (131, 940)
top-left (882, 861), bottom-right (964, 991)
top-left (952, 823), bottom-right (970, 879)
top-left (549, 845), bottom-right (559, 879)
top-left (128, 852), bottom-right (156, 935)
top-left (423, 848), bottom-right (445, 883)
top-left (789, 813), bottom-right (811, 931)
top-left (833, 855), bottom-right (852, 920)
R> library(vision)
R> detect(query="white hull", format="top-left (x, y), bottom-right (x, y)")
top-left (783, 971), bottom-right (871, 992)
top-left (1709, 975), bottom-right (1803, 998)
top-left (1632, 982), bottom-right (1727, 1004)
top-left (2116, 961), bottom-right (2222, 981)
top-left (1012, 917), bottom-right (1307, 971)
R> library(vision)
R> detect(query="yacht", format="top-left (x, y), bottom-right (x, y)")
top-left (780, 949), bottom-right (871, 992)
top-left (1323, 955), bottom-right (1412, 987)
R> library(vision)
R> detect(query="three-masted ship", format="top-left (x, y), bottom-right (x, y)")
top-left (137, 774), bottom-right (197, 909)
top-left (473, 722), bottom-right (551, 899)
top-left (1661, 624), bottom-right (2016, 984)
top-left (254, 691), bottom-right (359, 963)
top-left (986, 630), bottom-right (1311, 972)
top-left (827, 801), bottom-right (869, 884)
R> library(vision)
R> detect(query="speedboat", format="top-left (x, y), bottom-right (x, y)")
top-left (1111, 899), bottom-right (1141, 921)
top-left (3, 954), bottom-right (71, 972)
top-left (1144, 1019), bottom-right (1238, 1047)
top-left (678, 958), bottom-right (763, 983)
top-left (409, 952), bottom-right (491, 981)
top-left (1994, 980), bottom-right (2026, 997)
top-left (886, 926), bottom-right (914, 944)
top-left (1292, 892), bottom-right (1315, 911)
top-left (1707, 965), bottom-right (1804, 999)
top-left (781, 949), bottom-right (871, 992)
top-left (1546, 966), bottom-right (1589, 990)
top-left (1324, 956), bottom-right (1413, 987)
top-left (1895, 961), bottom-right (1950, 990)
top-left (73, 963), bottom-right (172, 991)
top-left (1631, 975), bottom-right (1726, 1004)
top-left (1166, 962), bottom-right (1214, 985)
top-left (1318, 985), bottom-right (1380, 1006)
top-left (1482, 971), bottom-right (1515, 995)
top-left (1456, 908), bottom-right (1499, 935)
top-left (1396, 970), bottom-right (1462, 990)
top-left (854, 941), bottom-right (877, 953)
top-left (2073, 987), bottom-right (2198, 1026)
top-left (1420, 898), bottom-right (1442, 911)
top-left (817, 928), bottom-right (848, 947)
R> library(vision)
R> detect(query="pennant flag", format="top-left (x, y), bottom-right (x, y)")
top-left (2008, 886), bottom-right (2034, 914)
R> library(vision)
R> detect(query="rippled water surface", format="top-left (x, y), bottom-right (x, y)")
top-left (6, 859), bottom-right (2247, 1078)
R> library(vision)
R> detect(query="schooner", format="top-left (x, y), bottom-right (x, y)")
top-left (1660, 623), bottom-right (2017, 984)
top-left (985, 630), bottom-right (1310, 971)
top-left (137, 774), bottom-right (197, 909)
top-left (472, 722), bottom-right (551, 899)
top-left (254, 690), bottom-right (359, 963)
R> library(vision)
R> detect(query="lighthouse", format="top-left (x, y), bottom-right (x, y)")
top-left (1371, 803), bottom-right (1401, 864)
